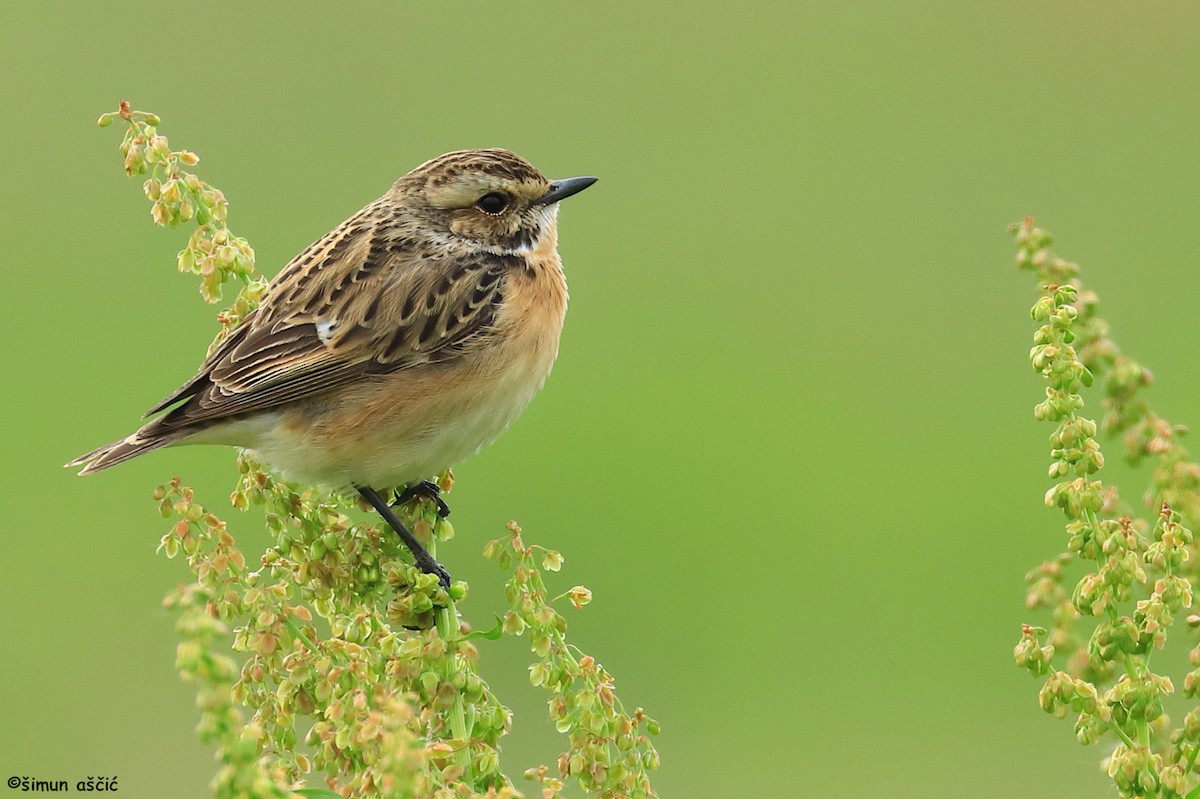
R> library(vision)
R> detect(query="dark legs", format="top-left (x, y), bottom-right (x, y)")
top-left (357, 485), bottom-right (451, 590)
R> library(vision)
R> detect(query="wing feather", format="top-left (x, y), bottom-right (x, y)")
top-left (148, 199), bottom-right (517, 431)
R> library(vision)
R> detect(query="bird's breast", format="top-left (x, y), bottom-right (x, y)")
top-left (497, 250), bottom-right (569, 364)
top-left (255, 253), bottom-right (569, 489)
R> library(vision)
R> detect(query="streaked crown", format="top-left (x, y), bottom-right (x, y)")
top-left (389, 149), bottom-right (594, 255)
top-left (393, 146), bottom-right (556, 251)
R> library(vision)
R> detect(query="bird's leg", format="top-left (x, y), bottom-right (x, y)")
top-left (393, 479), bottom-right (451, 518)
top-left (358, 485), bottom-right (451, 590)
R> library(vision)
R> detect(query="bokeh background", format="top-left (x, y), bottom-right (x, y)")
top-left (4, 3), bottom-right (1200, 797)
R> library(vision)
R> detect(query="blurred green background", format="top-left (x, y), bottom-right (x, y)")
top-left (3, 2), bottom-right (1200, 797)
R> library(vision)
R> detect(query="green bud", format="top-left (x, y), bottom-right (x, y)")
top-left (503, 611), bottom-right (527, 636)
top-left (477, 749), bottom-right (499, 776)
top-left (1031, 296), bottom-right (1055, 321)
top-left (529, 662), bottom-right (549, 687)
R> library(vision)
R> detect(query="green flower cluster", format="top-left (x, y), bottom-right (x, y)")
top-left (484, 524), bottom-right (660, 798)
top-left (158, 466), bottom-right (519, 798)
top-left (101, 103), bottom-right (660, 799)
top-left (1012, 217), bottom-right (1200, 797)
top-left (160, 480), bottom-right (294, 799)
top-left (99, 101), bottom-right (260, 305)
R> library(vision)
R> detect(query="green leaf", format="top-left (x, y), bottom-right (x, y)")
top-left (461, 613), bottom-right (505, 642)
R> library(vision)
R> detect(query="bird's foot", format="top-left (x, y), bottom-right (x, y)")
top-left (358, 485), bottom-right (452, 592)
top-left (394, 480), bottom-right (451, 518)
top-left (414, 551), bottom-right (452, 592)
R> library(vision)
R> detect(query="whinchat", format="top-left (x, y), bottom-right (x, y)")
top-left (68, 149), bottom-right (597, 586)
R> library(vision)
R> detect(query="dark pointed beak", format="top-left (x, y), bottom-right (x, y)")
top-left (533, 176), bottom-right (598, 205)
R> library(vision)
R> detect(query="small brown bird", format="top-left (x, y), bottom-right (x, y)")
top-left (68, 149), bottom-right (597, 586)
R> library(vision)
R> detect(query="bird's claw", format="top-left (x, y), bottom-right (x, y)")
top-left (394, 480), bottom-right (451, 518)
top-left (415, 554), bottom-right (452, 592)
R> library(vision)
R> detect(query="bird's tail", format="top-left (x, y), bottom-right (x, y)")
top-left (65, 419), bottom-right (186, 475)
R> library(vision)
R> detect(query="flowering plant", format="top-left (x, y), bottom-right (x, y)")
top-left (98, 102), bottom-right (660, 799)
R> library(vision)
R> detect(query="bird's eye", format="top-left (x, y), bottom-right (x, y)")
top-left (475, 192), bottom-right (509, 215)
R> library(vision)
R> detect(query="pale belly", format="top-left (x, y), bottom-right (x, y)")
top-left (206, 344), bottom-right (559, 490)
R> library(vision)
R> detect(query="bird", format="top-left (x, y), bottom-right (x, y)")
top-left (67, 148), bottom-right (597, 588)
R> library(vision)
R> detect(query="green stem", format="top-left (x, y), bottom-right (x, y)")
top-left (430, 536), bottom-right (474, 786)
top-left (1080, 507), bottom-right (1154, 753)
top-left (1184, 742), bottom-right (1200, 799)
top-left (283, 617), bottom-right (319, 653)
top-left (1105, 720), bottom-right (1138, 750)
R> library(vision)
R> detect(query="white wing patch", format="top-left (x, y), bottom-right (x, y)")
top-left (315, 320), bottom-right (337, 345)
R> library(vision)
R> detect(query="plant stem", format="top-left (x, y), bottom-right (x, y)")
top-left (431, 537), bottom-right (473, 786)
top-left (284, 617), bottom-right (319, 653)
top-left (1105, 720), bottom-right (1138, 749)
top-left (1184, 743), bottom-right (1200, 798)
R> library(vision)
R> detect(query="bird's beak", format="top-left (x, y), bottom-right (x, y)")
top-left (532, 176), bottom-right (598, 205)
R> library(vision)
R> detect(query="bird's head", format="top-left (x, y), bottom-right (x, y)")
top-left (392, 148), bottom-right (596, 255)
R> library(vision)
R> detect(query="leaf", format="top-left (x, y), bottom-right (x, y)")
top-left (460, 613), bottom-right (505, 642)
